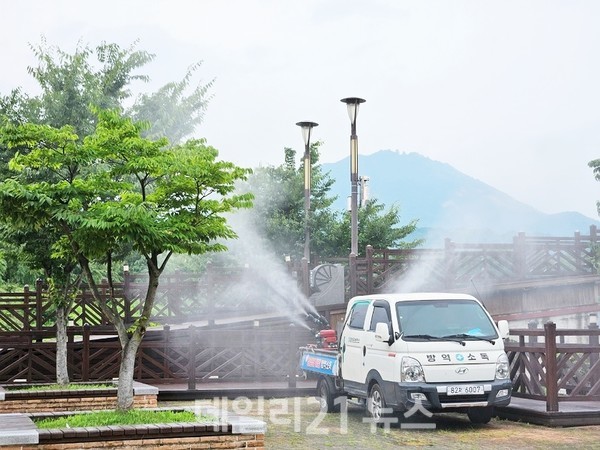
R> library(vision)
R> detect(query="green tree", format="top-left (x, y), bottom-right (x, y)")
top-left (245, 144), bottom-right (421, 260)
top-left (245, 143), bottom-right (338, 260)
top-left (0, 109), bottom-right (253, 409)
top-left (25, 38), bottom-right (154, 137)
top-left (0, 39), bottom-right (155, 292)
top-left (128, 61), bottom-right (213, 144)
top-left (327, 199), bottom-right (422, 256)
top-left (0, 38), bottom-right (214, 386)
top-left (0, 120), bottom-right (85, 384)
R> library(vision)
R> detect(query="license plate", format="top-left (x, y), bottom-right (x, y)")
top-left (447, 385), bottom-right (484, 395)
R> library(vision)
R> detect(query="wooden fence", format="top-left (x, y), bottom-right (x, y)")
top-left (505, 321), bottom-right (600, 411)
top-left (0, 228), bottom-right (599, 331)
top-left (350, 226), bottom-right (600, 296)
top-left (0, 324), bottom-right (313, 386)
top-left (2, 321), bottom-right (599, 408)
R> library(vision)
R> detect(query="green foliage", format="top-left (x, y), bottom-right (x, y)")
top-left (244, 143), bottom-right (421, 259)
top-left (129, 62), bottom-right (214, 144)
top-left (0, 107), bottom-right (252, 314)
top-left (25, 38), bottom-right (154, 138)
top-left (47, 276), bottom-right (80, 310)
top-left (35, 409), bottom-right (205, 429)
top-left (244, 143), bottom-right (338, 259)
top-left (326, 200), bottom-right (422, 256)
top-left (9, 383), bottom-right (113, 392)
top-left (0, 39), bottom-right (221, 407)
top-left (0, 38), bottom-right (159, 289)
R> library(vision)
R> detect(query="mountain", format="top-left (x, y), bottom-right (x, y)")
top-left (321, 150), bottom-right (600, 245)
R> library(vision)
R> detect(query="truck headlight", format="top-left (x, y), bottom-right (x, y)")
top-left (401, 356), bottom-right (425, 382)
top-left (495, 353), bottom-right (510, 380)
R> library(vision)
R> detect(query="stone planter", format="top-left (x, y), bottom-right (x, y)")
top-left (0, 381), bottom-right (157, 413)
top-left (0, 406), bottom-right (266, 449)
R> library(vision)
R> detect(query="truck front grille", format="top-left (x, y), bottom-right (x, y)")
top-left (438, 394), bottom-right (489, 404)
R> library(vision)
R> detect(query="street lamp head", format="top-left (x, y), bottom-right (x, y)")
top-left (296, 121), bottom-right (319, 146)
top-left (340, 97), bottom-right (366, 126)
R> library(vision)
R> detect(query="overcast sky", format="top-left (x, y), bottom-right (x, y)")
top-left (2, 0), bottom-right (600, 220)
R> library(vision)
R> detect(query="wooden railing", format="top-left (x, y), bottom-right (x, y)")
top-left (505, 322), bottom-right (600, 411)
top-left (1, 227), bottom-right (599, 331)
top-left (2, 321), bottom-right (600, 407)
top-left (0, 325), bottom-right (313, 386)
top-left (351, 226), bottom-right (600, 296)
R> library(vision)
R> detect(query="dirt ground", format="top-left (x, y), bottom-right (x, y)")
top-left (160, 396), bottom-right (600, 449)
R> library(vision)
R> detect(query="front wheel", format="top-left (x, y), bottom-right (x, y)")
top-left (467, 406), bottom-right (494, 424)
top-left (367, 382), bottom-right (386, 423)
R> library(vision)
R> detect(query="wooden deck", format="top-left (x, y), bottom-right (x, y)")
top-left (496, 396), bottom-right (600, 427)
top-left (152, 381), bottom-right (600, 427)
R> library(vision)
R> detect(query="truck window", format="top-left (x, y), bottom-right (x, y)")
top-left (397, 299), bottom-right (498, 338)
top-left (369, 305), bottom-right (390, 331)
top-left (348, 302), bottom-right (369, 329)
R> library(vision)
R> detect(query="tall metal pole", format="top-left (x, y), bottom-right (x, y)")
top-left (341, 98), bottom-right (365, 257)
top-left (303, 138), bottom-right (311, 262)
top-left (296, 121), bottom-right (318, 297)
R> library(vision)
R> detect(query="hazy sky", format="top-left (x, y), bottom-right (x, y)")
top-left (2, 0), bottom-right (600, 220)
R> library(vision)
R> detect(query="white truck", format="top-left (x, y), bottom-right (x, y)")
top-left (299, 293), bottom-right (512, 424)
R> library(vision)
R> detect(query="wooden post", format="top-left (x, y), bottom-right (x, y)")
top-left (589, 315), bottom-right (599, 388)
top-left (544, 321), bottom-right (559, 412)
top-left (187, 325), bottom-right (197, 390)
top-left (518, 334), bottom-right (526, 394)
top-left (366, 245), bottom-right (374, 294)
top-left (288, 324), bottom-right (297, 388)
top-left (528, 320), bottom-right (538, 346)
top-left (35, 279), bottom-right (44, 331)
top-left (23, 284), bottom-right (30, 331)
top-left (82, 324), bottom-right (90, 381)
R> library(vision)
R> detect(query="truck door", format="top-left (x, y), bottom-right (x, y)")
top-left (363, 300), bottom-right (396, 383)
top-left (340, 300), bottom-right (370, 386)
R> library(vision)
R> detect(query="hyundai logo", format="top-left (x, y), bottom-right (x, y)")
top-left (455, 367), bottom-right (468, 375)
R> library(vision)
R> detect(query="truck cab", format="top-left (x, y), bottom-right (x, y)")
top-left (337, 293), bottom-right (512, 424)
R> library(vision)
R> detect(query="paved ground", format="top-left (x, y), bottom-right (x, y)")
top-left (153, 380), bottom-right (600, 427)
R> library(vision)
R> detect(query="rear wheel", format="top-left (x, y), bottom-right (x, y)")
top-left (367, 382), bottom-right (386, 423)
top-left (467, 406), bottom-right (494, 424)
top-left (317, 377), bottom-right (340, 413)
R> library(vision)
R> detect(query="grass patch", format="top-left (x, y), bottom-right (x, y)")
top-left (34, 409), bottom-right (211, 429)
top-left (7, 383), bottom-right (114, 392)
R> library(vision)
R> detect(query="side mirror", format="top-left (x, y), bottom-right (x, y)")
top-left (374, 322), bottom-right (391, 344)
top-left (497, 320), bottom-right (509, 339)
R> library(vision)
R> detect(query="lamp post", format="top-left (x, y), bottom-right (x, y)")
top-left (296, 121), bottom-right (318, 265)
top-left (340, 97), bottom-right (365, 256)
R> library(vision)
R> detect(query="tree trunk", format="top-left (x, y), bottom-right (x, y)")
top-left (116, 335), bottom-right (142, 410)
top-left (55, 305), bottom-right (70, 386)
top-left (115, 260), bottom-right (160, 410)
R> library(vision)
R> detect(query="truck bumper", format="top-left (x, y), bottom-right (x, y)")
top-left (382, 379), bottom-right (512, 413)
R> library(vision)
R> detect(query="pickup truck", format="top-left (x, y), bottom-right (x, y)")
top-left (299, 292), bottom-right (512, 424)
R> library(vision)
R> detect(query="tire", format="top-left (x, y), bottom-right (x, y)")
top-left (467, 406), bottom-right (494, 424)
top-left (367, 382), bottom-right (386, 423)
top-left (317, 377), bottom-right (340, 413)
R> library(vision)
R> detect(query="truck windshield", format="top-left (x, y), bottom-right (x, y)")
top-left (396, 300), bottom-right (498, 341)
